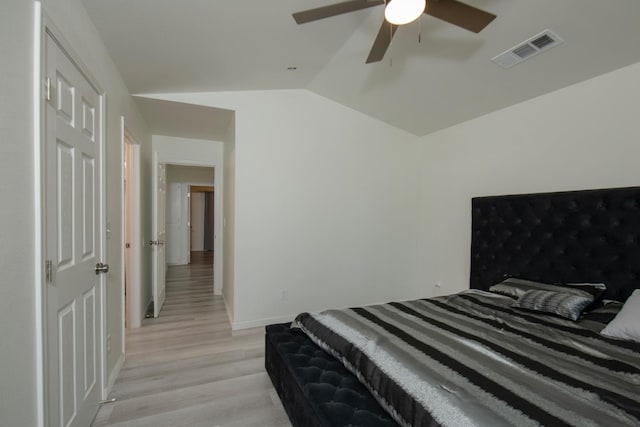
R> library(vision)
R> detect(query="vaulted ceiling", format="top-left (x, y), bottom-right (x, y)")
top-left (81, 0), bottom-right (640, 137)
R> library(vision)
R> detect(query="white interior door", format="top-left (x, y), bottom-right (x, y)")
top-left (166, 182), bottom-right (182, 265)
top-left (190, 192), bottom-right (205, 251)
top-left (44, 32), bottom-right (104, 427)
top-left (187, 189), bottom-right (191, 264)
top-left (152, 156), bottom-right (167, 317)
top-left (124, 142), bottom-right (131, 327)
top-left (123, 131), bottom-right (142, 329)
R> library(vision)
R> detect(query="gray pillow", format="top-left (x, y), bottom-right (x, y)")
top-left (489, 277), bottom-right (605, 301)
top-left (512, 289), bottom-right (594, 321)
top-left (601, 289), bottom-right (640, 342)
top-left (489, 278), bottom-right (554, 299)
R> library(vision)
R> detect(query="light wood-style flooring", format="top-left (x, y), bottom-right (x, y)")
top-left (92, 251), bottom-right (290, 427)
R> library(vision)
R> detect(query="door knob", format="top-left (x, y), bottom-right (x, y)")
top-left (95, 262), bottom-right (110, 275)
top-left (148, 240), bottom-right (157, 246)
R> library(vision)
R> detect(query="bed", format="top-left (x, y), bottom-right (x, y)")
top-left (265, 186), bottom-right (640, 427)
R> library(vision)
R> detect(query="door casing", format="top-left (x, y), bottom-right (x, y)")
top-left (152, 153), bottom-right (167, 318)
top-left (36, 13), bottom-right (109, 426)
top-left (122, 121), bottom-right (142, 330)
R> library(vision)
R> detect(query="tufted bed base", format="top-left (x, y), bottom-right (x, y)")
top-left (265, 323), bottom-right (397, 427)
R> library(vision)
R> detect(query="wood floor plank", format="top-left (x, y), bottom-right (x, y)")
top-left (92, 252), bottom-right (290, 426)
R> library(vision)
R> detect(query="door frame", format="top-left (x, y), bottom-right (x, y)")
top-left (36, 12), bottom-right (109, 426)
top-left (165, 181), bottom-right (211, 266)
top-left (154, 157), bottom-right (223, 295)
top-left (151, 153), bottom-right (167, 317)
top-left (121, 119), bottom-right (142, 332)
top-left (188, 183), bottom-right (215, 258)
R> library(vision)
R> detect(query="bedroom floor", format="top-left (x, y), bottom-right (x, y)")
top-left (92, 252), bottom-right (291, 426)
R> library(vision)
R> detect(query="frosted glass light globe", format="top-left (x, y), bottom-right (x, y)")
top-left (384, 0), bottom-right (426, 25)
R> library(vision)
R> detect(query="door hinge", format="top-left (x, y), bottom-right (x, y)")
top-left (45, 259), bottom-right (53, 283)
top-left (44, 77), bottom-right (51, 102)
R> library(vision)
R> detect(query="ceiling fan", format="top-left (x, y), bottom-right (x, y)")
top-left (293, 0), bottom-right (497, 63)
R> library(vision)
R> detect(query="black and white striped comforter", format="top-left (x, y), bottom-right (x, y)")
top-left (294, 290), bottom-right (640, 427)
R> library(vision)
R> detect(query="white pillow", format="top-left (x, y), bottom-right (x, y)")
top-left (601, 289), bottom-right (640, 342)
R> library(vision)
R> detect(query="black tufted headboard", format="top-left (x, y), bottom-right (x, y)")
top-left (470, 186), bottom-right (640, 302)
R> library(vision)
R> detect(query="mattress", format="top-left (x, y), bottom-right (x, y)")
top-left (268, 291), bottom-right (640, 427)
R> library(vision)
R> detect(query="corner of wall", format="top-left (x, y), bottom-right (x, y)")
top-left (222, 114), bottom-right (236, 323)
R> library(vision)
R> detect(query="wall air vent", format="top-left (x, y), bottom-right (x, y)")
top-left (492, 29), bottom-right (564, 69)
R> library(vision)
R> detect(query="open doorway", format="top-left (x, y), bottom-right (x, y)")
top-left (151, 136), bottom-right (224, 300)
top-left (165, 165), bottom-right (215, 268)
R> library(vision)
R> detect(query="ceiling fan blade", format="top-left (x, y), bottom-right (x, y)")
top-left (425, 0), bottom-right (496, 33)
top-left (366, 21), bottom-right (398, 64)
top-left (293, 0), bottom-right (384, 24)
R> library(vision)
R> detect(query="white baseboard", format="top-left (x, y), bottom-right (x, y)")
top-left (105, 351), bottom-right (124, 396)
top-left (231, 314), bottom-right (295, 330)
top-left (221, 293), bottom-right (233, 325)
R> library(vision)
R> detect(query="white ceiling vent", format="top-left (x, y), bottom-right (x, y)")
top-left (492, 29), bottom-right (564, 69)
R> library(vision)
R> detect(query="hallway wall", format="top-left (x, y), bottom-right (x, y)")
top-left (148, 90), bottom-right (421, 329)
top-left (167, 164), bottom-right (214, 184)
top-left (222, 117), bottom-right (236, 322)
top-left (0, 0), bottom-right (152, 424)
top-left (0, 1), bottom-right (39, 425)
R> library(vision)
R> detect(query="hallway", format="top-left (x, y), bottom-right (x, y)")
top-left (92, 253), bottom-right (289, 426)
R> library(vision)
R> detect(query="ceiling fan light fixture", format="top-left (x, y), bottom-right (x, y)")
top-left (384, 0), bottom-right (426, 25)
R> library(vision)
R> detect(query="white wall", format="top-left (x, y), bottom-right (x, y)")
top-left (155, 64), bottom-right (640, 328)
top-left (1, 0), bottom-right (151, 424)
top-left (0, 1), bottom-right (39, 425)
top-left (153, 135), bottom-right (222, 164)
top-left (147, 90), bottom-right (421, 328)
top-left (167, 164), bottom-right (214, 184)
top-left (222, 117), bottom-right (236, 322)
top-left (416, 61), bottom-right (640, 297)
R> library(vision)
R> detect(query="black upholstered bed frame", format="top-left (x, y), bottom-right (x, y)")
top-left (471, 186), bottom-right (640, 302)
top-left (267, 186), bottom-right (640, 427)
